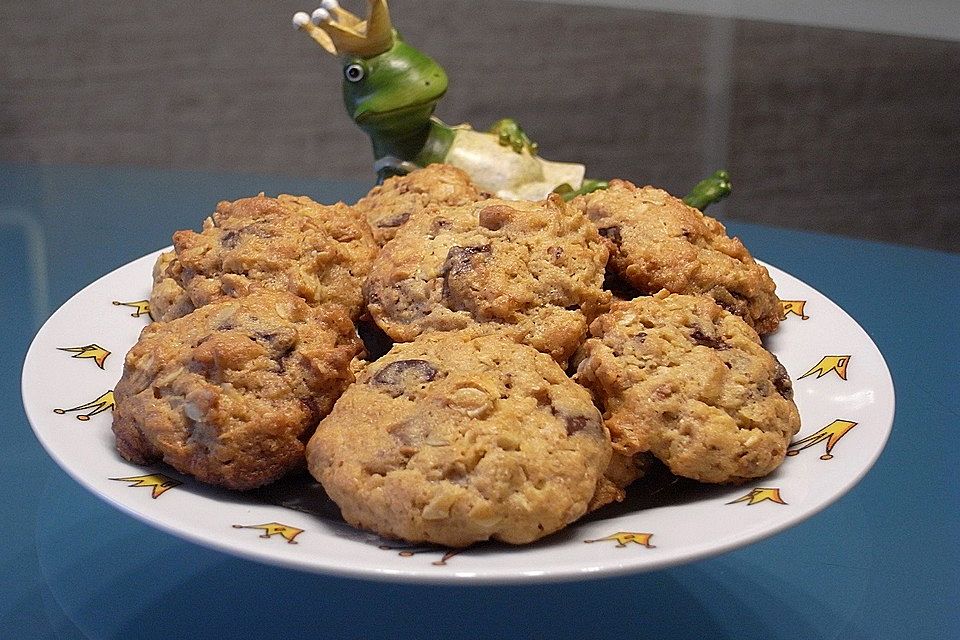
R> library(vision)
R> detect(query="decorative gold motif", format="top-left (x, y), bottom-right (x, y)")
top-left (57, 344), bottom-right (111, 369)
top-left (788, 419), bottom-right (858, 460)
top-left (232, 522), bottom-right (304, 544)
top-left (110, 473), bottom-right (181, 498)
top-left (113, 299), bottom-right (152, 320)
top-left (799, 355), bottom-right (850, 381)
top-left (780, 300), bottom-right (809, 320)
top-left (54, 390), bottom-right (116, 421)
top-left (584, 532), bottom-right (655, 548)
top-left (377, 542), bottom-right (463, 565)
top-left (727, 488), bottom-right (787, 506)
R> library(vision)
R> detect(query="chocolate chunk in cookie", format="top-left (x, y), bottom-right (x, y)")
top-left (368, 359), bottom-right (441, 398)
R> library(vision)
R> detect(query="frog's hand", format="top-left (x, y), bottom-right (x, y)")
top-left (487, 118), bottom-right (539, 156)
top-left (373, 155), bottom-right (422, 183)
top-left (683, 170), bottom-right (732, 211)
top-left (554, 173), bottom-right (731, 207)
top-left (554, 179), bottom-right (609, 201)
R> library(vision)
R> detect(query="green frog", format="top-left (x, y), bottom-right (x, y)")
top-left (292, 0), bottom-right (729, 208)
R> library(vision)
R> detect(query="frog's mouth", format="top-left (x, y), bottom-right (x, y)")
top-left (353, 98), bottom-right (442, 127)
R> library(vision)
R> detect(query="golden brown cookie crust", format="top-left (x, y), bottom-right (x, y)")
top-left (364, 194), bottom-right (611, 364)
top-left (112, 291), bottom-right (362, 490)
top-left (354, 164), bottom-right (488, 246)
top-left (574, 180), bottom-right (781, 335)
top-left (573, 292), bottom-right (800, 484)
top-left (153, 193), bottom-right (376, 321)
top-left (149, 250), bottom-right (195, 322)
top-left (307, 331), bottom-right (612, 547)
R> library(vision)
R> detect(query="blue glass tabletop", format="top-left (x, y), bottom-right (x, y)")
top-left (3, 164), bottom-right (957, 639)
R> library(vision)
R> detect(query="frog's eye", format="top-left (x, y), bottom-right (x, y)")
top-left (344, 63), bottom-right (365, 83)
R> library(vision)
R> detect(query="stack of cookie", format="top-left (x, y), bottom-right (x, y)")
top-left (113, 164), bottom-right (800, 548)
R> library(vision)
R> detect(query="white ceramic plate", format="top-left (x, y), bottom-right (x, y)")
top-left (22, 250), bottom-right (894, 584)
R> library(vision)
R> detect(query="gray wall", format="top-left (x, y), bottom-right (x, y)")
top-left (521, 0), bottom-right (960, 42)
top-left (3, 0), bottom-right (958, 251)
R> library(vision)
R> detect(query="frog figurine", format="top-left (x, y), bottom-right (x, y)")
top-left (292, 0), bottom-right (730, 208)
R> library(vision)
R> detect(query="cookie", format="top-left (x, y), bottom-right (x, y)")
top-left (587, 450), bottom-right (652, 512)
top-left (149, 250), bottom-right (195, 322)
top-left (152, 193), bottom-right (377, 321)
top-left (574, 180), bottom-right (781, 335)
top-left (113, 291), bottom-right (362, 490)
top-left (573, 292), bottom-right (800, 483)
top-left (364, 194), bottom-right (611, 364)
top-left (354, 164), bottom-right (488, 246)
top-left (306, 330), bottom-right (612, 547)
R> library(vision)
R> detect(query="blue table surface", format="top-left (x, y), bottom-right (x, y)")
top-left (2, 164), bottom-right (957, 639)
